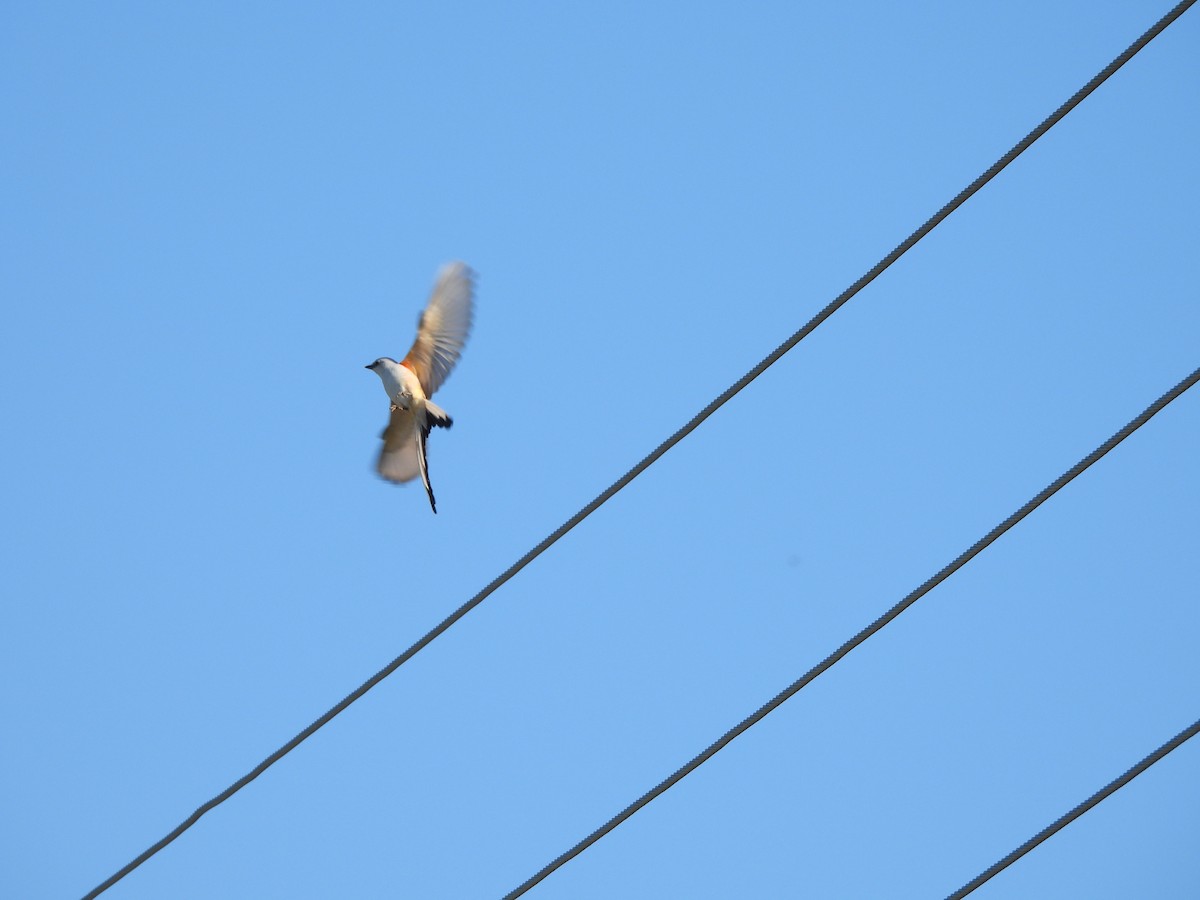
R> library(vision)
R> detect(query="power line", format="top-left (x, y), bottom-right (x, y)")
top-left (83, 1), bottom-right (1196, 895)
top-left (946, 717), bottom-right (1200, 899)
top-left (501, 365), bottom-right (1200, 898)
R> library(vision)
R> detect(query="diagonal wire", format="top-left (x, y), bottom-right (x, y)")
top-left (83, 1), bottom-right (1195, 896)
top-left (946, 717), bottom-right (1200, 899)
top-left (502, 365), bottom-right (1200, 899)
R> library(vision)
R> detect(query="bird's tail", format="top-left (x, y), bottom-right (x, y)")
top-left (415, 424), bottom-right (436, 514)
top-left (424, 400), bottom-right (453, 429)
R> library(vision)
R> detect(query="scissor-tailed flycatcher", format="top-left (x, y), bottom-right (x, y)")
top-left (366, 262), bottom-right (475, 513)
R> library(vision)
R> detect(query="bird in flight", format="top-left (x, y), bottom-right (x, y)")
top-left (366, 262), bottom-right (475, 513)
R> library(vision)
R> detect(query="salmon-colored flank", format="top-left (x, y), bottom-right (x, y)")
top-left (400, 359), bottom-right (415, 372)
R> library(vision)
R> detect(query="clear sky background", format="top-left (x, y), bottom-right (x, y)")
top-left (2, 2), bottom-right (1197, 898)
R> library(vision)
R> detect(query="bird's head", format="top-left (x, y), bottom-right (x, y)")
top-left (365, 357), bottom-right (400, 376)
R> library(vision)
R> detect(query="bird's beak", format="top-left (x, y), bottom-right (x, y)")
top-left (364, 364), bottom-right (374, 370)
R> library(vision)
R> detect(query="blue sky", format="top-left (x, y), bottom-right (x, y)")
top-left (2, 2), bottom-right (1197, 897)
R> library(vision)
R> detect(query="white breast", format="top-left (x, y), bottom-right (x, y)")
top-left (377, 359), bottom-right (425, 404)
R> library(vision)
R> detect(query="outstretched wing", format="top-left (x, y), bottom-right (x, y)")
top-left (377, 407), bottom-right (420, 484)
top-left (401, 261), bottom-right (475, 398)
